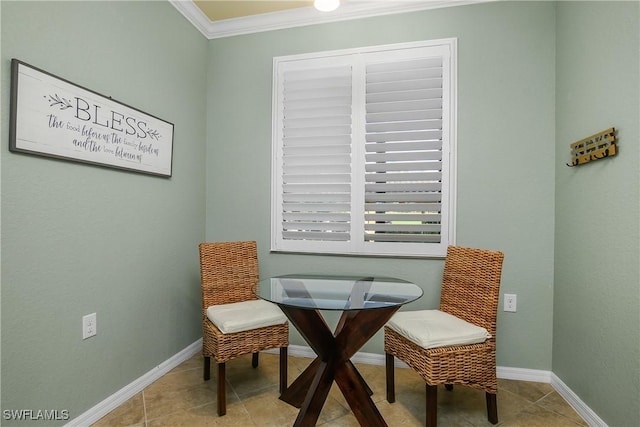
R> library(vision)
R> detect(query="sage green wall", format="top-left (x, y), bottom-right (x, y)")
top-left (1, 1), bottom-right (207, 424)
top-left (554, 2), bottom-right (640, 426)
top-left (4, 1), bottom-right (635, 425)
top-left (206, 1), bottom-right (556, 367)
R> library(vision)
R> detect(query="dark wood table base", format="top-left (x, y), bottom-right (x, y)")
top-left (278, 305), bottom-right (400, 427)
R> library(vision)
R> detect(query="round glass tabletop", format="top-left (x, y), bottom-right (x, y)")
top-left (257, 274), bottom-right (423, 311)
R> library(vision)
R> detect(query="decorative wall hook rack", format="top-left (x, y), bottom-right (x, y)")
top-left (566, 127), bottom-right (616, 167)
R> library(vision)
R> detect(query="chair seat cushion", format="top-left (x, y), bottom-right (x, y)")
top-left (386, 309), bottom-right (490, 349)
top-left (206, 299), bottom-right (287, 334)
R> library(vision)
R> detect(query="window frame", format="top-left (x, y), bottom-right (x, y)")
top-left (271, 39), bottom-right (457, 258)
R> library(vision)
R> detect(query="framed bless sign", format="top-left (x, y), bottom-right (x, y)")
top-left (9, 59), bottom-right (174, 177)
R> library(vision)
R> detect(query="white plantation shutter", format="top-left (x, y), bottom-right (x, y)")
top-left (272, 40), bottom-right (456, 257)
top-left (364, 56), bottom-right (445, 245)
top-left (274, 60), bottom-right (354, 251)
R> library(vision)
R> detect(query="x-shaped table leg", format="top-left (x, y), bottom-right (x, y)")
top-left (278, 305), bottom-right (400, 427)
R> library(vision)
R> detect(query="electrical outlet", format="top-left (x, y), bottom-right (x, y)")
top-left (82, 313), bottom-right (97, 339)
top-left (504, 294), bottom-right (517, 312)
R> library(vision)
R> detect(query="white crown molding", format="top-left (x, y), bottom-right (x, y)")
top-left (169, 0), bottom-right (213, 36)
top-left (170, 0), bottom-right (495, 40)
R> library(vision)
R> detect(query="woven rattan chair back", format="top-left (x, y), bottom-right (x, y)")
top-left (198, 240), bottom-right (289, 417)
top-left (199, 241), bottom-right (259, 309)
top-left (440, 246), bottom-right (504, 338)
top-left (384, 245), bottom-right (505, 427)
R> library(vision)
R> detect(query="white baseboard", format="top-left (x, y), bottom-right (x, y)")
top-left (497, 365), bottom-right (552, 383)
top-left (551, 373), bottom-right (607, 427)
top-left (280, 345), bottom-right (603, 426)
top-left (69, 342), bottom-right (603, 427)
top-left (65, 339), bottom-right (202, 427)
top-left (282, 345), bottom-right (552, 383)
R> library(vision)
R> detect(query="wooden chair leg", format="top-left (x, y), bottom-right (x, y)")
top-left (426, 384), bottom-right (437, 427)
top-left (252, 352), bottom-right (259, 368)
top-left (217, 362), bottom-right (226, 416)
top-left (203, 356), bottom-right (211, 381)
top-left (385, 353), bottom-right (395, 403)
top-left (486, 392), bottom-right (498, 424)
top-left (279, 347), bottom-right (288, 394)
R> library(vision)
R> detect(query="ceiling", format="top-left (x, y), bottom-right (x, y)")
top-left (171, 0), bottom-right (489, 39)
top-left (193, 1), bottom-right (316, 22)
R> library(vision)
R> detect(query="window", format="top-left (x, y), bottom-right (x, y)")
top-left (271, 39), bottom-right (456, 257)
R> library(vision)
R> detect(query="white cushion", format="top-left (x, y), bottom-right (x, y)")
top-left (206, 299), bottom-right (287, 334)
top-left (386, 310), bottom-right (490, 349)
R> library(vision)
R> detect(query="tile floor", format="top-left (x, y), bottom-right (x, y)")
top-left (92, 352), bottom-right (587, 426)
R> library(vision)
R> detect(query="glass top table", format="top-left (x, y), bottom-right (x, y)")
top-left (257, 274), bottom-right (423, 311)
top-left (256, 274), bottom-right (422, 427)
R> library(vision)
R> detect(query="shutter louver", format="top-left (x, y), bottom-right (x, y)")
top-left (364, 57), bottom-right (444, 243)
top-left (280, 65), bottom-right (353, 242)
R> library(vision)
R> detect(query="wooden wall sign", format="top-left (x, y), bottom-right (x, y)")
top-left (9, 59), bottom-right (174, 177)
top-left (567, 127), bottom-right (616, 167)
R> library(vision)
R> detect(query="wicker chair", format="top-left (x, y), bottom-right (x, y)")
top-left (384, 246), bottom-right (505, 427)
top-left (199, 241), bottom-right (289, 416)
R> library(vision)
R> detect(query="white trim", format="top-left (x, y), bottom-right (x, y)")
top-left (65, 339), bottom-right (202, 427)
top-left (169, 0), bottom-right (212, 37)
top-left (497, 365), bottom-right (552, 383)
top-left (68, 342), bottom-right (602, 427)
top-left (274, 345), bottom-right (553, 379)
top-left (277, 343), bottom-right (317, 359)
top-left (273, 345), bottom-right (600, 426)
top-left (446, 38), bottom-right (458, 246)
top-left (551, 373), bottom-right (608, 427)
top-left (280, 346), bottom-right (552, 380)
top-left (170, 0), bottom-right (496, 39)
top-left (271, 38), bottom-right (457, 258)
